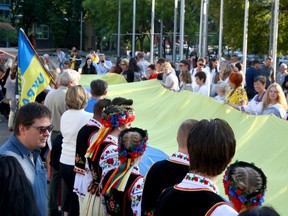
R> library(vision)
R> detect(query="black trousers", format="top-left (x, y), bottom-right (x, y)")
top-left (59, 163), bottom-right (79, 216)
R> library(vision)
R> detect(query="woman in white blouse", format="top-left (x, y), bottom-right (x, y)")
top-left (59, 85), bottom-right (92, 215)
top-left (241, 76), bottom-right (266, 115)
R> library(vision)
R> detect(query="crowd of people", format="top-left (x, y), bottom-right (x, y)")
top-left (0, 48), bottom-right (286, 216)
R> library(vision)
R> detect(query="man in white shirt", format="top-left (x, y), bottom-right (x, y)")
top-left (97, 53), bottom-right (112, 75)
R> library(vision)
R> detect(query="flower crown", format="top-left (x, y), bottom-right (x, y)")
top-left (118, 127), bottom-right (148, 163)
top-left (223, 161), bottom-right (267, 212)
top-left (101, 106), bottom-right (135, 128)
top-left (101, 127), bottom-right (148, 195)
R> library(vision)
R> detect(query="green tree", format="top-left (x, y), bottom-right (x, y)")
top-left (0, 16), bottom-right (17, 44)
top-left (222, 0), bottom-right (288, 55)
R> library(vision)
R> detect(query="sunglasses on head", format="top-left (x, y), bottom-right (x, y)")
top-left (30, 124), bottom-right (54, 134)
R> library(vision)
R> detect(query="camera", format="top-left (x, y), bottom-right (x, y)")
top-left (101, 60), bottom-right (105, 63)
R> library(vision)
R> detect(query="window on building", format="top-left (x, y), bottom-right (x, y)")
top-left (33, 24), bottom-right (49, 40)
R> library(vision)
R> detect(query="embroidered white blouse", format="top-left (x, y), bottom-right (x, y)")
top-left (175, 173), bottom-right (238, 216)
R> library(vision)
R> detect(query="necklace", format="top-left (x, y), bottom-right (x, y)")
top-left (255, 91), bottom-right (266, 104)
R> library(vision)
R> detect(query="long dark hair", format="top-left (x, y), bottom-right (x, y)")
top-left (0, 155), bottom-right (41, 216)
top-left (127, 58), bottom-right (140, 82)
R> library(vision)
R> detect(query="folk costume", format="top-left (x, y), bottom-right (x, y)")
top-left (223, 161), bottom-right (267, 213)
top-left (81, 106), bottom-right (135, 216)
top-left (156, 173), bottom-right (238, 216)
top-left (73, 118), bottom-right (102, 211)
top-left (141, 152), bottom-right (189, 216)
top-left (101, 128), bottom-right (148, 216)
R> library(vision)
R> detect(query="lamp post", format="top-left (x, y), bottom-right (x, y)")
top-left (150, 0), bottom-right (155, 63)
top-left (272, 0), bottom-right (279, 79)
top-left (202, 0), bottom-right (209, 58)
top-left (179, 0), bottom-right (185, 60)
top-left (218, 0), bottom-right (224, 62)
top-left (132, 0), bottom-right (136, 57)
top-left (80, 11), bottom-right (83, 52)
top-left (117, 0), bottom-right (121, 57)
top-left (242, 0), bottom-right (249, 76)
top-left (172, 0), bottom-right (178, 62)
top-left (199, 0), bottom-right (204, 58)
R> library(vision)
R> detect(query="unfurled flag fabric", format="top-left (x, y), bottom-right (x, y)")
top-left (17, 28), bottom-right (51, 107)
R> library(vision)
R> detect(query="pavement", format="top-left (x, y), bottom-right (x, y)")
top-left (0, 114), bottom-right (12, 146)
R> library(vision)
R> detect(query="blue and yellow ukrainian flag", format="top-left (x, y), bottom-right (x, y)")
top-left (17, 28), bottom-right (51, 107)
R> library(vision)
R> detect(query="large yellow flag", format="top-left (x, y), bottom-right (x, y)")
top-left (17, 28), bottom-right (51, 107)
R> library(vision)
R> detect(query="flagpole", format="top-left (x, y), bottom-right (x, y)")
top-left (242, 0), bottom-right (249, 76)
top-left (19, 29), bottom-right (56, 86)
top-left (0, 49), bottom-right (16, 58)
top-left (271, 0), bottom-right (279, 80)
top-left (218, 0), bottom-right (224, 62)
top-left (150, 0), bottom-right (155, 63)
top-left (179, 0), bottom-right (185, 60)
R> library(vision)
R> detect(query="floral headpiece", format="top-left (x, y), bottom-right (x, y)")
top-left (223, 161), bottom-right (267, 212)
top-left (118, 127), bottom-right (148, 163)
top-left (101, 106), bottom-right (135, 128)
top-left (85, 105), bottom-right (135, 161)
top-left (102, 128), bottom-right (148, 195)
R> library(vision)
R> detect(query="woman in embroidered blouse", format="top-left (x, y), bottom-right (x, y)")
top-left (240, 76), bottom-right (266, 115)
top-left (179, 70), bottom-right (193, 92)
top-left (81, 105), bottom-right (135, 216)
top-left (223, 161), bottom-right (267, 213)
top-left (101, 127), bottom-right (148, 216)
top-left (224, 72), bottom-right (248, 109)
top-left (261, 83), bottom-right (288, 119)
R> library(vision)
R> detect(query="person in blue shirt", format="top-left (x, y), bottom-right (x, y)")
top-left (97, 53), bottom-right (112, 75)
top-left (0, 155), bottom-right (41, 216)
top-left (0, 102), bottom-right (53, 216)
top-left (85, 79), bottom-right (108, 113)
top-left (245, 59), bottom-right (261, 100)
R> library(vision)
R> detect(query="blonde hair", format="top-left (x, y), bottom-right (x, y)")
top-left (120, 59), bottom-right (129, 67)
top-left (220, 63), bottom-right (233, 81)
top-left (231, 167), bottom-right (263, 194)
top-left (65, 85), bottom-right (89, 110)
top-left (180, 70), bottom-right (192, 84)
top-left (262, 83), bottom-right (288, 112)
top-left (162, 62), bottom-right (172, 70)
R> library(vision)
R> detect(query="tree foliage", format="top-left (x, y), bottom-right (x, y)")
top-left (222, 0), bottom-right (288, 55)
top-left (9, 0), bottom-right (288, 55)
top-left (0, 17), bottom-right (17, 44)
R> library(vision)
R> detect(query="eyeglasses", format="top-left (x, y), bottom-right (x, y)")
top-left (199, 63), bottom-right (204, 66)
top-left (120, 64), bottom-right (126, 66)
top-left (30, 124), bottom-right (54, 134)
